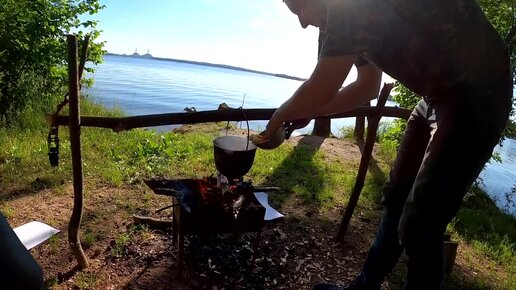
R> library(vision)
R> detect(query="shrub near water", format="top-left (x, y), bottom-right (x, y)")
top-left (0, 0), bottom-right (104, 123)
top-left (0, 100), bottom-right (243, 190)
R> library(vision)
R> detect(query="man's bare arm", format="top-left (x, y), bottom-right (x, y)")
top-left (262, 55), bottom-right (355, 139)
top-left (312, 62), bottom-right (382, 117)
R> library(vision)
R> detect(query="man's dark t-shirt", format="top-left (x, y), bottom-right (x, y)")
top-left (319, 0), bottom-right (511, 101)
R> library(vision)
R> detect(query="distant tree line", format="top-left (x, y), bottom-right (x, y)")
top-left (0, 0), bottom-right (104, 126)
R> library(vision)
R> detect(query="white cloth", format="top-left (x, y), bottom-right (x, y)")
top-left (13, 221), bottom-right (60, 250)
top-left (253, 192), bottom-right (285, 221)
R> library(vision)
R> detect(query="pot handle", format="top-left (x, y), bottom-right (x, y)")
top-left (223, 104), bottom-right (251, 151)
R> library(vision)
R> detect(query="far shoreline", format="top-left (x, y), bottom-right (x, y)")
top-left (105, 52), bottom-right (307, 82)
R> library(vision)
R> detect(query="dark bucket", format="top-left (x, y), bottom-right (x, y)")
top-left (213, 136), bottom-right (257, 179)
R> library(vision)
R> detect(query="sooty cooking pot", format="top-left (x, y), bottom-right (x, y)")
top-left (213, 135), bottom-right (257, 179)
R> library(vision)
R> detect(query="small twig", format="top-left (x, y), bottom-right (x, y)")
top-left (133, 215), bottom-right (173, 230)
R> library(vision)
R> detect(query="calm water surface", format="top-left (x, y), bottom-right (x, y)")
top-left (87, 54), bottom-right (516, 215)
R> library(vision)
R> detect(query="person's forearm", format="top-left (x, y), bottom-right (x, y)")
top-left (313, 63), bottom-right (382, 117)
top-left (272, 77), bottom-right (339, 123)
top-left (261, 55), bottom-right (355, 140)
top-left (312, 81), bottom-right (376, 117)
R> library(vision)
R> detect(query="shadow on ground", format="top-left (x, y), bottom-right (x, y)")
top-left (0, 176), bottom-right (62, 203)
top-left (262, 135), bottom-right (326, 213)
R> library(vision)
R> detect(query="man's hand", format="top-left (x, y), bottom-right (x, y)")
top-left (250, 134), bottom-right (267, 145)
top-left (285, 118), bottom-right (311, 139)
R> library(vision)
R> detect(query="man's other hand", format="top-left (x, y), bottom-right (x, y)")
top-left (285, 119), bottom-right (311, 139)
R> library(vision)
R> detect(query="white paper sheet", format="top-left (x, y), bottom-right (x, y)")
top-left (253, 192), bottom-right (285, 221)
top-left (13, 221), bottom-right (60, 250)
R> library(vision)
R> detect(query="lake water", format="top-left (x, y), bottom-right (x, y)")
top-left (87, 54), bottom-right (516, 215)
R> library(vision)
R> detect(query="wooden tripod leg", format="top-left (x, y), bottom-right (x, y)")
top-left (172, 201), bottom-right (177, 245)
top-left (172, 198), bottom-right (185, 279)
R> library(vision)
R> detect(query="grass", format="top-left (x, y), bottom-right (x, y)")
top-left (253, 144), bottom-right (353, 207)
top-left (48, 234), bottom-right (60, 252)
top-left (130, 223), bottom-right (153, 241)
top-left (82, 230), bottom-right (97, 248)
top-left (449, 185), bottom-right (516, 289)
top-left (73, 270), bottom-right (100, 290)
top-left (0, 205), bottom-right (16, 218)
top-left (110, 225), bottom-right (154, 258)
top-left (1, 99), bottom-right (515, 289)
top-left (111, 233), bottom-right (131, 258)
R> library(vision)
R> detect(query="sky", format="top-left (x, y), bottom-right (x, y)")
top-left (86, 0), bottom-right (321, 79)
top-left (85, 0), bottom-right (396, 84)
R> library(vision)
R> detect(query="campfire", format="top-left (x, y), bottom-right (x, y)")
top-left (144, 174), bottom-right (282, 276)
top-left (143, 135), bottom-right (284, 276)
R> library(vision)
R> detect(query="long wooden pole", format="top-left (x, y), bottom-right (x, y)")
top-left (47, 106), bottom-right (411, 132)
top-left (336, 83), bottom-right (394, 242)
top-left (67, 34), bottom-right (88, 268)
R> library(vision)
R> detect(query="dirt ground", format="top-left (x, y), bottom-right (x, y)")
top-left (3, 135), bottom-right (488, 289)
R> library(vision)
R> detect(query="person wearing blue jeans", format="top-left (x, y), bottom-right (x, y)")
top-left (0, 213), bottom-right (44, 289)
top-left (253, 0), bottom-right (514, 289)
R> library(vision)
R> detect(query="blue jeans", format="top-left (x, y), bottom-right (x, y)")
top-left (0, 213), bottom-right (44, 290)
top-left (353, 82), bottom-right (512, 290)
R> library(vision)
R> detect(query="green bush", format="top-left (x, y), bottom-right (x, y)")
top-left (0, 0), bottom-right (104, 126)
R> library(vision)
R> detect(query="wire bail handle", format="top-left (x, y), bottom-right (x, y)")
top-left (223, 95), bottom-right (251, 151)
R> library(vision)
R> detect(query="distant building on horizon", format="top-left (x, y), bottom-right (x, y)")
top-left (142, 49), bottom-right (153, 58)
top-left (131, 48), bottom-right (153, 58)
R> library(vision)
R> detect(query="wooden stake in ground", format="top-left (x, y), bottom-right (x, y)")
top-left (67, 34), bottom-right (88, 268)
top-left (336, 83), bottom-right (394, 242)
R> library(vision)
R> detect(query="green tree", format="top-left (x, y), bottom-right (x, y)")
top-left (478, 0), bottom-right (516, 68)
top-left (0, 0), bottom-right (104, 125)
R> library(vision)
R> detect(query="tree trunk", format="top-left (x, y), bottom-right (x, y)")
top-left (312, 117), bottom-right (331, 137)
top-left (354, 101), bottom-right (370, 143)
